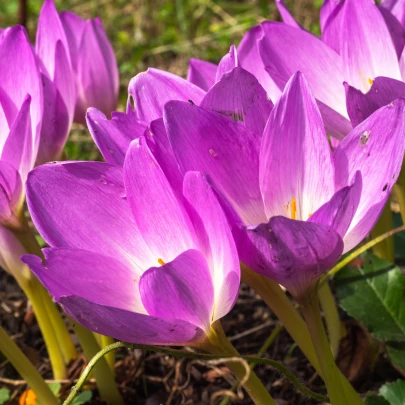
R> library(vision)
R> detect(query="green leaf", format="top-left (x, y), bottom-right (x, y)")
top-left (0, 388), bottom-right (10, 405)
top-left (71, 390), bottom-right (92, 405)
top-left (48, 382), bottom-right (62, 396)
top-left (387, 341), bottom-right (405, 372)
top-left (335, 253), bottom-right (405, 342)
top-left (380, 380), bottom-right (405, 405)
top-left (365, 394), bottom-right (390, 405)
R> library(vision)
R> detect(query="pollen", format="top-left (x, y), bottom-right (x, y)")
top-left (158, 258), bottom-right (165, 266)
top-left (368, 78), bottom-right (373, 86)
top-left (291, 198), bottom-right (297, 220)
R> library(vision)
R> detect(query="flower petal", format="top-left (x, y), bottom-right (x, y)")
top-left (309, 171), bottom-right (362, 238)
top-left (238, 25), bottom-right (281, 101)
top-left (0, 161), bottom-right (22, 227)
top-left (187, 58), bottom-right (217, 91)
top-left (381, 0), bottom-right (405, 25)
top-left (86, 108), bottom-right (146, 165)
top-left (123, 137), bottom-right (196, 265)
top-left (378, 5), bottom-right (405, 59)
top-left (59, 296), bottom-right (204, 346)
top-left (183, 172), bottom-right (240, 321)
top-left (258, 21), bottom-right (347, 118)
top-left (334, 98), bottom-right (405, 251)
top-left (26, 161), bottom-right (152, 272)
top-left (144, 118), bottom-right (183, 194)
top-left (164, 101), bottom-right (266, 226)
top-left (22, 248), bottom-right (145, 313)
top-left (127, 68), bottom-right (205, 123)
top-left (275, 0), bottom-right (301, 28)
top-left (260, 72), bottom-right (334, 221)
top-left (345, 76), bottom-right (405, 127)
top-left (215, 45), bottom-right (238, 82)
top-left (239, 217), bottom-right (343, 298)
top-left (200, 67), bottom-right (273, 135)
top-left (140, 249), bottom-right (214, 331)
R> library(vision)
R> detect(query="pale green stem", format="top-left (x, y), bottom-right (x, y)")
top-left (242, 265), bottom-right (363, 403)
top-left (321, 224), bottom-right (405, 284)
top-left (318, 282), bottom-right (341, 358)
top-left (62, 340), bottom-right (327, 405)
top-left (72, 322), bottom-right (123, 405)
top-left (219, 324), bottom-right (284, 405)
top-left (100, 335), bottom-right (115, 373)
top-left (0, 326), bottom-right (59, 405)
top-left (299, 287), bottom-right (362, 405)
top-left (370, 201), bottom-right (394, 262)
top-left (10, 221), bottom-right (77, 365)
top-left (22, 276), bottom-right (67, 380)
top-left (201, 321), bottom-right (277, 405)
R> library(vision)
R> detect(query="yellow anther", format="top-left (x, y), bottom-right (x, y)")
top-left (158, 258), bottom-right (165, 266)
top-left (368, 78), bottom-right (373, 86)
top-left (291, 198), bottom-right (297, 220)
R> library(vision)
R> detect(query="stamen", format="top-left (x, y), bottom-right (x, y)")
top-left (291, 198), bottom-right (297, 220)
top-left (158, 258), bottom-right (165, 266)
top-left (368, 78), bottom-right (373, 86)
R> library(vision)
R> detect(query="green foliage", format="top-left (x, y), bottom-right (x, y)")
top-left (380, 380), bottom-right (405, 405)
top-left (0, 388), bottom-right (10, 405)
top-left (48, 382), bottom-right (62, 396)
top-left (335, 252), bottom-right (405, 371)
top-left (365, 395), bottom-right (390, 405)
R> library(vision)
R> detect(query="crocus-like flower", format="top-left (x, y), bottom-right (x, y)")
top-left (37, 0), bottom-right (119, 126)
top-left (237, 0), bottom-right (405, 139)
top-left (86, 46), bottom-right (240, 166)
top-left (22, 138), bottom-right (240, 345)
top-left (163, 71), bottom-right (405, 298)
top-left (0, 26), bottom-right (43, 227)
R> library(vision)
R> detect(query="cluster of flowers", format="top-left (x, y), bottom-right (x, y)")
top-left (3, 0), bottom-right (405, 402)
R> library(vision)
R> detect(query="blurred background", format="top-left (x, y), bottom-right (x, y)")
top-left (0, 0), bottom-right (321, 159)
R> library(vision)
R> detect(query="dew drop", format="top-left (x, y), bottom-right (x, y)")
top-left (209, 148), bottom-right (217, 157)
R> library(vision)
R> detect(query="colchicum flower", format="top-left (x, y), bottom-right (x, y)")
top-left (163, 70), bottom-right (405, 299)
top-left (236, 0), bottom-right (405, 140)
top-left (22, 138), bottom-right (240, 345)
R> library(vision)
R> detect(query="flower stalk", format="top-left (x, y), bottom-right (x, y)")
top-left (0, 326), bottom-right (59, 405)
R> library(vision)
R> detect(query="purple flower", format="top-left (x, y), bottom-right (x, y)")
top-left (0, 26), bottom-right (43, 226)
top-left (22, 139), bottom-right (240, 345)
top-left (37, 0), bottom-right (119, 126)
top-left (237, 0), bottom-right (405, 139)
top-left (163, 70), bottom-right (405, 298)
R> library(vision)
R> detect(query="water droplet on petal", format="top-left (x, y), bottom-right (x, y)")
top-left (209, 148), bottom-right (217, 157)
top-left (359, 130), bottom-right (371, 146)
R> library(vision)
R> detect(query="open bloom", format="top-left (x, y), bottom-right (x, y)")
top-left (163, 71), bottom-right (405, 298)
top-left (237, 0), bottom-right (405, 139)
top-left (86, 45), bottom-right (241, 166)
top-left (22, 138), bottom-right (240, 345)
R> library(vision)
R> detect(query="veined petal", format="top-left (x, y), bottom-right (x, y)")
top-left (140, 249), bottom-right (214, 331)
top-left (183, 172), bottom-right (240, 321)
top-left (164, 101), bottom-right (266, 226)
top-left (238, 25), bottom-right (281, 101)
top-left (275, 0), bottom-right (301, 28)
top-left (258, 21), bottom-right (347, 118)
top-left (144, 118), bottom-right (183, 194)
top-left (0, 26), bottom-right (43, 154)
top-left (334, 98), bottom-right (405, 251)
top-left (200, 67), bottom-right (273, 135)
top-left (215, 45), bottom-right (238, 82)
top-left (86, 108), bottom-right (146, 165)
top-left (22, 248), bottom-right (145, 313)
top-left (309, 171), bottom-right (362, 238)
top-left (123, 138), bottom-right (197, 265)
top-left (378, 5), bottom-right (405, 59)
top-left (321, 0), bottom-right (344, 53)
top-left (0, 161), bottom-right (22, 227)
top-left (239, 217), bottom-right (343, 299)
top-left (26, 161), bottom-right (152, 273)
top-left (127, 68), bottom-right (205, 123)
top-left (76, 19), bottom-right (119, 123)
top-left (2, 95), bottom-right (33, 183)
top-left (260, 72), bottom-right (334, 221)
top-left (187, 58), bottom-right (217, 91)
top-left (381, 0), bottom-right (405, 25)
top-left (60, 296), bottom-right (204, 346)
top-left (345, 77), bottom-right (405, 127)
top-left (339, 0), bottom-right (401, 92)
top-left (320, 0), bottom-right (343, 33)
